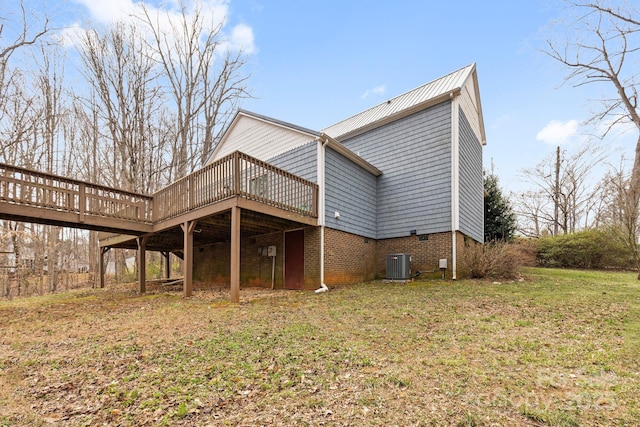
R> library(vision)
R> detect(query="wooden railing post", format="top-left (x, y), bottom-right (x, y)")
top-left (188, 174), bottom-right (194, 211)
top-left (233, 151), bottom-right (240, 195)
top-left (312, 185), bottom-right (318, 217)
top-left (79, 183), bottom-right (86, 223)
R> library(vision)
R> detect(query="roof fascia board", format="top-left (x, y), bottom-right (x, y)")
top-left (238, 109), bottom-right (320, 138)
top-left (320, 133), bottom-right (383, 177)
top-left (455, 64), bottom-right (486, 146)
top-left (470, 69), bottom-right (487, 145)
top-left (208, 110), bottom-right (244, 162)
top-left (208, 110), bottom-right (320, 163)
top-left (334, 90), bottom-right (461, 142)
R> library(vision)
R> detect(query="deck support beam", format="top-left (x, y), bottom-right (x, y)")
top-left (137, 236), bottom-right (148, 294)
top-left (99, 247), bottom-right (109, 288)
top-left (181, 221), bottom-right (197, 297)
top-left (230, 206), bottom-right (241, 303)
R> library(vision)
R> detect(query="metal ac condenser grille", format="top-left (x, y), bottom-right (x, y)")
top-left (386, 254), bottom-right (411, 280)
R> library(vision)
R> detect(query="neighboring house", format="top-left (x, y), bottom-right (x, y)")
top-left (200, 63), bottom-right (485, 288)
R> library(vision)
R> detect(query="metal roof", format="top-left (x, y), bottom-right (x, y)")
top-left (322, 64), bottom-right (476, 140)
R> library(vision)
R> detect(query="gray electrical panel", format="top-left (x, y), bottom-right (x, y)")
top-left (386, 254), bottom-right (411, 280)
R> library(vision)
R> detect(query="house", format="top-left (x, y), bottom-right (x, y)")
top-left (198, 63), bottom-right (484, 285)
top-left (96, 63), bottom-right (485, 299)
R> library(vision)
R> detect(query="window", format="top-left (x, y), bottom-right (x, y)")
top-left (249, 174), bottom-right (269, 199)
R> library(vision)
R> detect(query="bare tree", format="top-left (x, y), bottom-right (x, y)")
top-left (138, 0), bottom-right (251, 178)
top-left (597, 160), bottom-right (640, 275)
top-left (33, 42), bottom-right (70, 292)
top-left (77, 21), bottom-right (166, 193)
top-left (71, 94), bottom-right (105, 284)
top-left (545, 1), bottom-right (640, 197)
top-left (514, 190), bottom-right (553, 238)
top-left (0, 70), bottom-right (38, 164)
top-left (0, 1), bottom-right (49, 111)
top-left (518, 143), bottom-right (606, 236)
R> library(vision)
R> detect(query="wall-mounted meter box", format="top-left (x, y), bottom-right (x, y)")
top-left (267, 246), bottom-right (276, 257)
top-left (439, 259), bottom-right (448, 269)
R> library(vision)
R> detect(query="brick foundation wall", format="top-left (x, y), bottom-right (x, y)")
top-left (193, 227), bottom-right (321, 290)
top-left (303, 227), bottom-right (321, 289)
top-left (193, 242), bottom-right (230, 286)
top-left (376, 232), bottom-right (454, 279)
top-left (323, 228), bottom-right (377, 286)
top-left (193, 226), bottom-right (475, 289)
top-left (193, 232), bottom-right (284, 288)
top-left (456, 231), bottom-right (466, 278)
top-left (241, 232), bottom-right (285, 288)
top-left (375, 231), bottom-right (478, 280)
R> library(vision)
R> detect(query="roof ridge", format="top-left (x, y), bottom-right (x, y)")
top-left (322, 63), bottom-right (475, 136)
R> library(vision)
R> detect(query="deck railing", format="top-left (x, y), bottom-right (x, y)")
top-left (153, 151), bottom-right (318, 222)
top-left (0, 151), bottom-right (318, 230)
top-left (0, 163), bottom-right (153, 224)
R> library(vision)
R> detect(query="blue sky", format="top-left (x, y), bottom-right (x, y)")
top-left (15, 0), bottom-right (638, 191)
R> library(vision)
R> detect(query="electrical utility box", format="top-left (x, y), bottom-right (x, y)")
top-left (267, 246), bottom-right (277, 257)
top-left (386, 254), bottom-right (411, 280)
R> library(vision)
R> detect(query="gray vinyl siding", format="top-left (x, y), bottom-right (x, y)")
top-left (324, 147), bottom-right (377, 238)
top-left (341, 101), bottom-right (452, 239)
top-left (267, 141), bottom-right (317, 183)
top-left (458, 108), bottom-right (484, 242)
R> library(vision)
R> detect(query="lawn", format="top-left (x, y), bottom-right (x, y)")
top-left (1, 268), bottom-right (639, 426)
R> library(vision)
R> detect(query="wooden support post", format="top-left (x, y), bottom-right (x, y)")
top-left (163, 251), bottom-right (170, 279)
top-left (99, 247), bottom-right (109, 288)
top-left (181, 221), bottom-right (197, 297)
top-left (137, 236), bottom-right (148, 294)
top-left (230, 206), bottom-right (241, 303)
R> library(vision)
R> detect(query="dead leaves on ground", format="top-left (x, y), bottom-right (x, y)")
top-left (1, 273), bottom-right (640, 425)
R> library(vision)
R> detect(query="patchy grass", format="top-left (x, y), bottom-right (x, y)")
top-left (1, 268), bottom-right (639, 425)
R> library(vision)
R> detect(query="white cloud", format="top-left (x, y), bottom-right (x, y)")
top-left (72, 0), bottom-right (136, 23)
top-left (70, 0), bottom-right (255, 54)
top-left (229, 23), bottom-right (256, 54)
top-left (56, 23), bottom-right (84, 48)
top-left (361, 85), bottom-right (386, 99)
top-left (536, 120), bottom-right (579, 145)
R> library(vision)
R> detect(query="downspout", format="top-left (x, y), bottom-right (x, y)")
top-left (450, 92), bottom-right (460, 280)
top-left (316, 136), bottom-right (329, 292)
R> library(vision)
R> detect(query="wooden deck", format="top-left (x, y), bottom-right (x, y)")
top-left (152, 151), bottom-right (318, 231)
top-left (0, 163), bottom-right (153, 234)
top-left (0, 151), bottom-right (319, 302)
top-left (0, 151), bottom-right (318, 233)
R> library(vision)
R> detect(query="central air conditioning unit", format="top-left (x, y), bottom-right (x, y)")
top-left (386, 254), bottom-right (411, 280)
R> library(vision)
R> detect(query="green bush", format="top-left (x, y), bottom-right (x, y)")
top-left (535, 228), bottom-right (633, 269)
